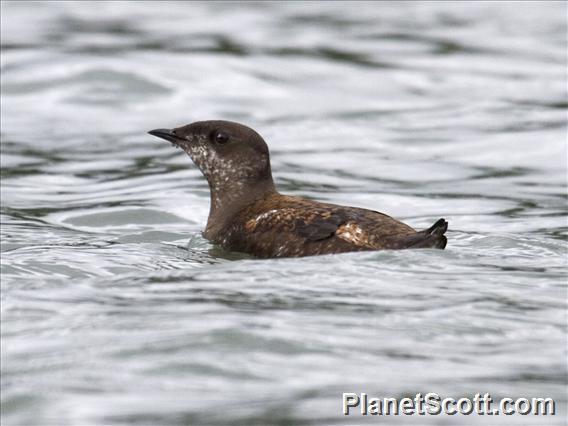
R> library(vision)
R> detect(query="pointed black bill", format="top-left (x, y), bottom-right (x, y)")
top-left (148, 128), bottom-right (179, 144)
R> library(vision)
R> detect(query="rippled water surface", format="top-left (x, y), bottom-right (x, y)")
top-left (1, 1), bottom-right (567, 425)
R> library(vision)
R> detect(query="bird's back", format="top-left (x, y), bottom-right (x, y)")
top-left (209, 194), bottom-right (447, 258)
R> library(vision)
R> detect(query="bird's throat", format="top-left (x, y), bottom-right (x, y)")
top-left (205, 177), bottom-right (276, 237)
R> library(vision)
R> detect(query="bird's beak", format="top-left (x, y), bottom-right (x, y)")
top-left (148, 128), bottom-right (180, 144)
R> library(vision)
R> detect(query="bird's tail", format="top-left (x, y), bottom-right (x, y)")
top-left (425, 218), bottom-right (448, 236)
top-left (403, 218), bottom-right (448, 249)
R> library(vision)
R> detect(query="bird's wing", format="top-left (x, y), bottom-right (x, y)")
top-left (234, 206), bottom-right (400, 257)
top-left (244, 208), bottom-right (347, 241)
top-left (293, 212), bottom-right (345, 241)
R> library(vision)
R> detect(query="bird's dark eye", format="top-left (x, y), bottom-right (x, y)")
top-left (214, 131), bottom-right (229, 145)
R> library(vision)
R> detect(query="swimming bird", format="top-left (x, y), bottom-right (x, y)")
top-left (149, 120), bottom-right (448, 258)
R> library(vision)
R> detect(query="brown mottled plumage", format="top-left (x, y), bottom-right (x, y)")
top-left (149, 120), bottom-right (448, 258)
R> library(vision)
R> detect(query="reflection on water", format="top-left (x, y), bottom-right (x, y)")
top-left (1, 1), bottom-right (567, 425)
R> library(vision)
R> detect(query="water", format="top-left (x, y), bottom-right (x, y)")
top-left (1, 1), bottom-right (567, 425)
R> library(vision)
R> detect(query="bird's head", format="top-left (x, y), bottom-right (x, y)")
top-left (149, 120), bottom-right (275, 207)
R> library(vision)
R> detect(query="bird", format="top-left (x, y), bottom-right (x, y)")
top-left (149, 120), bottom-right (448, 258)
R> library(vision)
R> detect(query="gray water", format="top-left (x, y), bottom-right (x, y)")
top-left (1, 1), bottom-right (567, 425)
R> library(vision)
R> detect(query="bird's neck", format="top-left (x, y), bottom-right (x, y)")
top-left (205, 177), bottom-right (277, 237)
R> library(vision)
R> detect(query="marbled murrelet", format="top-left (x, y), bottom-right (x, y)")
top-left (149, 120), bottom-right (448, 258)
